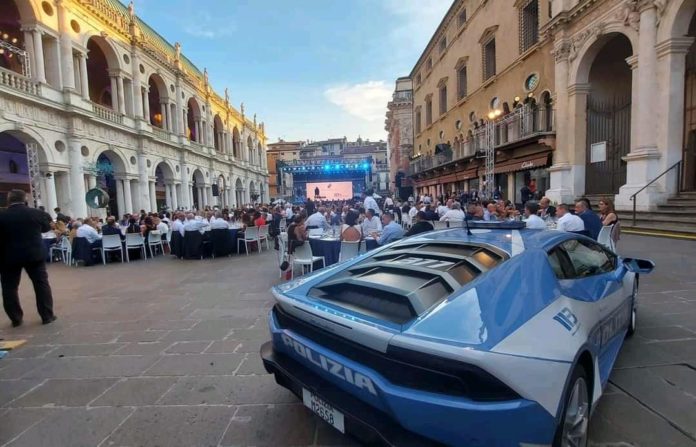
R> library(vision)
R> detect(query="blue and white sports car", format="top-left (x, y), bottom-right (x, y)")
top-left (260, 222), bottom-right (654, 447)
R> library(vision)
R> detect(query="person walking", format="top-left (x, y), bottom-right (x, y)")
top-left (0, 190), bottom-right (57, 327)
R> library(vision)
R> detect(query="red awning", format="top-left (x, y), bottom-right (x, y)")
top-left (494, 152), bottom-right (551, 174)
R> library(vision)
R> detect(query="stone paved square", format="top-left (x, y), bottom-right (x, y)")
top-left (0, 235), bottom-right (695, 446)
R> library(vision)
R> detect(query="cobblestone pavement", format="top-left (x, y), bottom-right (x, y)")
top-left (0, 235), bottom-right (695, 447)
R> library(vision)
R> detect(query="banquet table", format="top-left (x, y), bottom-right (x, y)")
top-left (309, 236), bottom-right (341, 266)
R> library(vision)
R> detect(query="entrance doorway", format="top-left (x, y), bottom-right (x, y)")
top-left (683, 13), bottom-right (696, 191)
top-left (584, 34), bottom-right (633, 195)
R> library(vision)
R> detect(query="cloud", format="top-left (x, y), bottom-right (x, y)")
top-left (324, 81), bottom-right (392, 122)
top-left (182, 11), bottom-right (236, 39)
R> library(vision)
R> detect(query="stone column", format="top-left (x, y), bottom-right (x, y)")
top-left (194, 121), bottom-right (201, 142)
top-left (175, 80), bottom-right (184, 136)
top-left (115, 178), bottom-right (126, 217)
top-left (110, 76), bottom-right (119, 111)
top-left (68, 141), bottom-right (87, 218)
top-left (142, 88), bottom-right (151, 122)
top-left (183, 109), bottom-right (189, 139)
top-left (78, 52), bottom-right (89, 99)
top-left (31, 29), bottom-right (46, 84)
top-left (197, 187), bottom-right (204, 208)
top-left (116, 75), bottom-right (126, 115)
top-left (203, 186), bottom-right (210, 207)
top-left (44, 172), bottom-right (58, 216)
top-left (180, 162), bottom-right (190, 209)
top-left (137, 153), bottom-right (149, 211)
top-left (164, 183), bottom-right (172, 209)
top-left (56, 0), bottom-right (75, 90)
top-left (123, 179), bottom-right (133, 214)
top-left (149, 180), bottom-right (157, 212)
top-left (172, 184), bottom-right (179, 210)
top-left (87, 174), bottom-right (97, 190)
top-left (131, 50), bottom-right (143, 119)
top-left (22, 30), bottom-right (36, 80)
top-left (160, 102), bottom-right (168, 131)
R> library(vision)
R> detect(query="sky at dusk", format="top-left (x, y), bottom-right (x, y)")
top-left (125, 0), bottom-right (452, 143)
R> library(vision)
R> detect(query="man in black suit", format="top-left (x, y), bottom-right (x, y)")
top-left (0, 190), bottom-right (57, 327)
top-left (405, 211), bottom-right (434, 237)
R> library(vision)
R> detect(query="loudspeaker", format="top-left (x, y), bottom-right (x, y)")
top-left (212, 184), bottom-right (219, 196)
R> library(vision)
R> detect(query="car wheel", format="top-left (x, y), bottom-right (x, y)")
top-left (627, 281), bottom-right (638, 337)
top-left (554, 366), bottom-right (590, 447)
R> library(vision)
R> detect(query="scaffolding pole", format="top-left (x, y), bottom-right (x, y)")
top-left (26, 143), bottom-right (42, 207)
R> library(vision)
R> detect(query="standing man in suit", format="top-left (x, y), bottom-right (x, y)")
top-left (0, 190), bottom-right (57, 327)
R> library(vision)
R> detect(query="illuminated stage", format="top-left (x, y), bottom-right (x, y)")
top-left (279, 158), bottom-right (372, 203)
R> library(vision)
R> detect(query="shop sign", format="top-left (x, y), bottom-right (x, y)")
top-left (591, 142), bottom-right (607, 163)
top-left (520, 161), bottom-right (536, 169)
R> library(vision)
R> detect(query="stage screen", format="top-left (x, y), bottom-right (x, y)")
top-left (306, 182), bottom-right (353, 201)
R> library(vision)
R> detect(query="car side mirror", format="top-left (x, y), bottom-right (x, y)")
top-left (622, 258), bottom-right (655, 274)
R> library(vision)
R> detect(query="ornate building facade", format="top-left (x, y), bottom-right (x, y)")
top-left (0, 0), bottom-right (268, 219)
top-left (545, 0), bottom-right (696, 211)
top-left (385, 77), bottom-right (414, 199)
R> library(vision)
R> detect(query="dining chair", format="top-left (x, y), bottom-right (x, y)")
top-left (147, 231), bottom-right (164, 257)
top-left (238, 226), bottom-right (261, 255)
top-left (124, 233), bottom-right (147, 262)
top-left (339, 240), bottom-right (360, 263)
top-left (291, 242), bottom-right (325, 279)
top-left (101, 234), bottom-right (124, 264)
top-left (258, 224), bottom-right (270, 251)
top-left (50, 236), bottom-right (71, 265)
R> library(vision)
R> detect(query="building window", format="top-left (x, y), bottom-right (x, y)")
top-left (8, 160), bottom-right (18, 174)
top-left (520, 0), bottom-right (539, 53)
top-left (457, 66), bottom-right (467, 99)
top-left (415, 108), bottom-right (422, 134)
top-left (439, 37), bottom-right (447, 54)
top-left (483, 38), bottom-right (496, 81)
top-left (458, 9), bottom-right (467, 27)
top-left (416, 73), bottom-right (422, 85)
top-left (439, 84), bottom-right (447, 115)
top-left (426, 57), bottom-right (433, 71)
top-left (425, 98), bottom-right (433, 126)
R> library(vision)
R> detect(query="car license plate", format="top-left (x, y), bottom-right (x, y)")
top-left (302, 388), bottom-right (345, 433)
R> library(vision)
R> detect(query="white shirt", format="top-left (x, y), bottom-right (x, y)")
top-left (363, 196), bottom-right (380, 215)
top-left (305, 211), bottom-right (329, 230)
top-left (557, 213), bottom-right (585, 233)
top-left (440, 209), bottom-right (465, 222)
top-left (184, 218), bottom-right (208, 232)
top-left (361, 215), bottom-right (382, 234)
top-left (384, 197), bottom-right (394, 207)
top-left (171, 219), bottom-right (185, 236)
top-left (285, 207), bottom-right (294, 220)
top-left (210, 218), bottom-right (230, 229)
top-left (437, 205), bottom-right (450, 217)
top-left (524, 214), bottom-right (546, 230)
top-left (409, 206), bottom-right (418, 219)
top-left (76, 225), bottom-right (102, 243)
top-left (156, 222), bottom-right (169, 234)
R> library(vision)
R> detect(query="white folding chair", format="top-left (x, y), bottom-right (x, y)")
top-left (258, 224), bottom-right (270, 251)
top-left (401, 214), bottom-right (412, 229)
top-left (308, 228), bottom-right (323, 238)
top-left (432, 221), bottom-right (449, 230)
top-left (50, 236), bottom-right (72, 265)
top-left (278, 232), bottom-right (288, 278)
top-left (339, 241), bottom-right (361, 263)
top-left (161, 228), bottom-right (171, 251)
top-left (101, 234), bottom-right (124, 264)
top-left (238, 226), bottom-right (261, 255)
top-left (147, 231), bottom-right (164, 257)
top-left (291, 242), bottom-right (325, 279)
top-left (124, 233), bottom-right (147, 262)
top-left (597, 225), bottom-right (615, 252)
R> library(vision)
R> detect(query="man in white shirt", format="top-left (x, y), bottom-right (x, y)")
top-left (210, 211), bottom-right (230, 229)
top-left (284, 204), bottom-right (294, 221)
top-left (440, 203), bottom-right (465, 222)
top-left (523, 202), bottom-right (546, 230)
top-left (384, 196), bottom-right (394, 209)
top-left (171, 213), bottom-right (185, 236)
top-left (361, 208), bottom-right (382, 234)
top-left (76, 218), bottom-right (102, 246)
top-left (409, 202), bottom-right (421, 221)
top-left (305, 207), bottom-right (329, 230)
top-left (363, 190), bottom-right (380, 216)
top-left (184, 213), bottom-right (208, 233)
top-left (437, 199), bottom-right (452, 218)
top-left (556, 204), bottom-right (585, 233)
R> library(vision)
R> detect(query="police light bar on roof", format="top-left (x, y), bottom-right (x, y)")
top-left (460, 220), bottom-right (527, 230)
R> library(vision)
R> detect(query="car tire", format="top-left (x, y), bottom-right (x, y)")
top-left (627, 280), bottom-right (638, 337)
top-left (553, 365), bottom-right (590, 447)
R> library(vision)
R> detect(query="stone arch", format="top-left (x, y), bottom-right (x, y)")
top-left (91, 147), bottom-right (128, 176)
top-left (232, 126), bottom-right (241, 158)
top-left (570, 28), bottom-right (637, 86)
top-left (147, 73), bottom-right (168, 128)
top-left (213, 114), bottom-right (224, 153)
top-left (0, 0), bottom-right (35, 75)
top-left (246, 136), bottom-right (254, 163)
top-left (0, 123), bottom-right (53, 164)
top-left (0, 130), bottom-right (50, 207)
top-left (658, 0), bottom-right (696, 42)
top-left (85, 35), bottom-right (122, 109)
top-left (152, 159), bottom-right (175, 179)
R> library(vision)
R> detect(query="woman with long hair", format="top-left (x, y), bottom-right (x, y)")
top-left (598, 197), bottom-right (618, 226)
top-left (340, 210), bottom-right (362, 242)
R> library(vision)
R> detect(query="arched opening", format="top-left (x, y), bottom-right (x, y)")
top-left (148, 74), bottom-right (167, 128)
top-left (191, 169), bottom-right (205, 209)
top-left (213, 115), bottom-right (224, 153)
top-left (235, 177), bottom-right (244, 206)
top-left (584, 34), bottom-right (633, 195)
top-left (155, 162), bottom-right (175, 210)
top-left (0, 130), bottom-right (56, 209)
top-left (540, 90), bottom-right (553, 131)
top-left (94, 151), bottom-right (126, 216)
top-left (0, 1), bottom-right (26, 75)
top-left (232, 127), bottom-right (240, 158)
top-left (86, 36), bottom-right (118, 108)
top-left (249, 180), bottom-right (258, 203)
top-left (684, 12), bottom-right (696, 190)
top-left (187, 97), bottom-right (201, 142)
top-left (247, 136), bottom-right (254, 163)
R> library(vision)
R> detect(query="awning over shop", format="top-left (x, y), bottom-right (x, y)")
top-left (414, 168), bottom-right (478, 187)
top-left (493, 152), bottom-right (551, 174)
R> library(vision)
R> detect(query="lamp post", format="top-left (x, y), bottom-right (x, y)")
top-left (484, 109), bottom-right (502, 199)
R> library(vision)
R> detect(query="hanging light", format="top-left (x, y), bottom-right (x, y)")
top-left (2, 33), bottom-right (8, 40)
top-left (11, 37), bottom-right (18, 44)
top-left (0, 49), bottom-right (4, 55)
